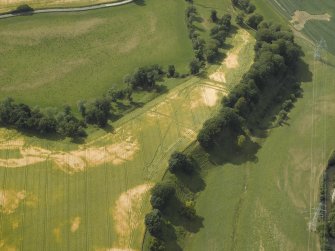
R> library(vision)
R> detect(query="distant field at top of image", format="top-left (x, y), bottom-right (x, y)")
top-left (0, 0), bottom-right (194, 109)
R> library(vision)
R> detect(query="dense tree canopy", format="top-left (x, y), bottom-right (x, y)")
top-left (150, 182), bottom-right (175, 210)
top-left (145, 209), bottom-right (164, 238)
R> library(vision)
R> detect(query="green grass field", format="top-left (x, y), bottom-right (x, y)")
top-left (0, 0), bottom-right (119, 13)
top-left (0, 0), bottom-right (193, 110)
top-left (182, 0), bottom-right (335, 250)
top-left (0, 15), bottom-right (255, 248)
top-left (262, 0), bottom-right (335, 54)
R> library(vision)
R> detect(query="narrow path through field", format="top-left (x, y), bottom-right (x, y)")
top-left (0, 0), bottom-right (133, 19)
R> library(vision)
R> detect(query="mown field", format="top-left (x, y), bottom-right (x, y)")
top-left (0, 0), bottom-right (119, 13)
top-left (182, 0), bottom-right (335, 250)
top-left (0, 0), bottom-right (193, 110)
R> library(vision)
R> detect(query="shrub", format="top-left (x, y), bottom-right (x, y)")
top-left (11, 4), bottom-right (34, 14)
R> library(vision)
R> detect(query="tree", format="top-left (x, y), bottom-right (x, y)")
top-left (189, 58), bottom-right (202, 74)
top-left (236, 14), bottom-right (244, 26)
top-left (246, 14), bottom-right (264, 29)
top-left (149, 238), bottom-right (165, 251)
top-left (168, 151), bottom-right (194, 174)
top-left (237, 135), bottom-right (246, 148)
top-left (205, 39), bottom-right (219, 63)
top-left (328, 151), bottom-right (335, 166)
top-left (179, 200), bottom-right (196, 220)
top-left (150, 182), bottom-right (175, 210)
top-left (82, 98), bottom-right (111, 127)
top-left (167, 65), bottom-right (176, 78)
top-left (210, 10), bottom-right (218, 22)
top-left (145, 209), bottom-right (164, 238)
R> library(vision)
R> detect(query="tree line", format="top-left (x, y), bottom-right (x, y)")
top-left (0, 63), bottom-right (185, 138)
top-left (185, 1), bottom-right (233, 73)
top-left (317, 152), bottom-right (335, 251)
top-left (0, 98), bottom-right (86, 138)
top-left (145, 151), bottom-right (197, 250)
top-left (197, 19), bottom-right (302, 150)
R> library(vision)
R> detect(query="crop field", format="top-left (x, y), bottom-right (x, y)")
top-left (0, 75), bottom-right (229, 250)
top-left (183, 0), bottom-right (335, 250)
top-left (259, 0), bottom-right (335, 54)
top-left (0, 0), bottom-right (120, 13)
top-left (0, 0), bottom-right (194, 109)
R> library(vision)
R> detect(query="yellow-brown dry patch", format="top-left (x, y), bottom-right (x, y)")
top-left (70, 216), bottom-right (81, 233)
top-left (209, 29), bottom-right (251, 83)
top-left (112, 183), bottom-right (153, 249)
top-left (291, 11), bottom-right (331, 31)
top-left (0, 190), bottom-right (26, 214)
top-left (0, 133), bottom-right (140, 174)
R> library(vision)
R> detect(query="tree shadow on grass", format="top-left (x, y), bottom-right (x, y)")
top-left (175, 162), bottom-right (206, 193)
top-left (208, 134), bottom-right (260, 166)
top-left (133, 0), bottom-right (146, 6)
top-left (163, 195), bottom-right (204, 234)
top-left (160, 222), bottom-right (182, 251)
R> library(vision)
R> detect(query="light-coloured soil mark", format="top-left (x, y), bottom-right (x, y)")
top-left (190, 85), bottom-right (222, 109)
top-left (0, 241), bottom-right (16, 251)
top-left (202, 87), bottom-right (219, 107)
top-left (70, 216), bottom-right (81, 233)
top-left (0, 134), bottom-right (140, 174)
top-left (0, 18), bottom-right (106, 45)
top-left (209, 72), bottom-right (226, 83)
top-left (0, 190), bottom-right (27, 214)
top-left (112, 183), bottom-right (153, 249)
top-left (291, 11), bottom-right (331, 31)
top-left (209, 29), bottom-right (251, 83)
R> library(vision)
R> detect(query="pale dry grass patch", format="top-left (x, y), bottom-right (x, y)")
top-left (291, 10), bottom-right (331, 31)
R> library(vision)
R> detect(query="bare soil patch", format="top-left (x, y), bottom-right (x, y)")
top-left (112, 183), bottom-right (153, 248)
top-left (291, 11), bottom-right (331, 31)
top-left (0, 190), bottom-right (26, 214)
top-left (70, 216), bottom-right (81, 233)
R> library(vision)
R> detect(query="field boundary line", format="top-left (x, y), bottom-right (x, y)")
top-left (0, 0), bottom-right (133, 19)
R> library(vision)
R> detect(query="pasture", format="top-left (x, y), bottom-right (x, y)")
top-left (183, 0), bottom-right (335, 250)
top-left (0, 0), bottom-right (194, 110)
top-left (261, 0), bottom-right (335, 54)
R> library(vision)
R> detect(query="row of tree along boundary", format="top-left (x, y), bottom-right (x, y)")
top-left (317, 151), bottom-right (335, 251)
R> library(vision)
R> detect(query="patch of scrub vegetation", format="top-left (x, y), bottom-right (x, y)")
top-left (0, 0), bottom-right (194, 109)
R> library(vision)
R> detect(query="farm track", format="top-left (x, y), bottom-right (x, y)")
top-left (0, 0), bottom-right (133, 19)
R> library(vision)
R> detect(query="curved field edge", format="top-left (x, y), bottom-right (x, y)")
top-left (142, 28), bottom-right (256, 250)
top-left (0, 0), bottom-right (194, 110)
top-left (182, 2), bottom-right (335, 251)
top-left (0, 0), bottom-right (123, 13)
top-left (0, 73), bottom-right (227, 250)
